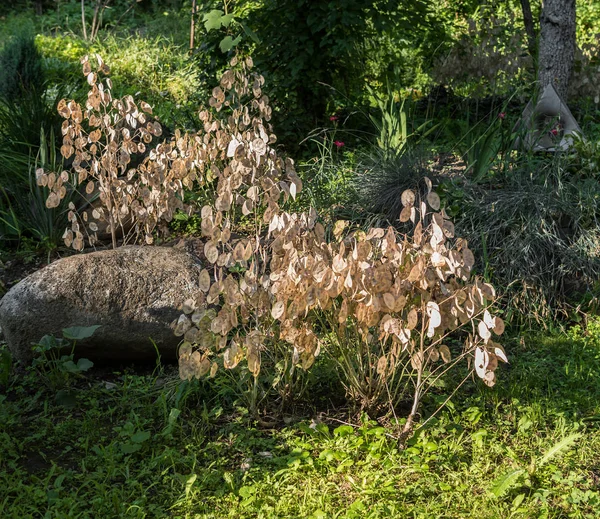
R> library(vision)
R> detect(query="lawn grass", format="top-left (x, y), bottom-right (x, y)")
top-left (1, 323), bottom-right (599, 518)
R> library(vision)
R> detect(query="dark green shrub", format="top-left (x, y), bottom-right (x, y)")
top-left (0, 31), bottom-right (44, 101)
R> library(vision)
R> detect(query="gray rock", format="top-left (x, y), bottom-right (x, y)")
top-left (0, 246), bottom-right (201, 363)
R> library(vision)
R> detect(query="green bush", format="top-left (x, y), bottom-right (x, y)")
top-left (0, 30), bottom-right (43, 101)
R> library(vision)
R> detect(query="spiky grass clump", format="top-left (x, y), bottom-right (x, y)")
top-left (353, 150), bottom-right (438, 225)
top-left (454, 157), bottom-right (600, 324)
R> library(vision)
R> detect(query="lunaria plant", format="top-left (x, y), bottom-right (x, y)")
top-left (173, 56), bottom-right (305, 411)
top-left (40, 54), bottom-right (507, 429)
top-left (175, 57), bottom-right (507, 429)
top-left (38, 54), bottom-right (188, 250)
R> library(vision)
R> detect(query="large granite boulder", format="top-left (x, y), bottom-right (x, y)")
top-left (0, 246), bottom-right (202, 363)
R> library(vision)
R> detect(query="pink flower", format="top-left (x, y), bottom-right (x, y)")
top-left (329, 115), bottom-right (339, 122)
top-left (550, 128), bottom-right (559, 136)
top-left (334, 140), bottom-right (345, 148)
top-left (498, 112), bottom-right (506, 120)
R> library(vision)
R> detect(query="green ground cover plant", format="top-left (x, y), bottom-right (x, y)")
top-left (1, 322), bottom-right (600, 518)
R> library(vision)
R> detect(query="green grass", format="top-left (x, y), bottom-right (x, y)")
top-left (1, 323), bottom-right (600, 518)
top-left (35, 31), bottom-right (202, 130)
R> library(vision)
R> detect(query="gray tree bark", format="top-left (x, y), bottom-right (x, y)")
top-left (538, 0), bottom-right (576, 100)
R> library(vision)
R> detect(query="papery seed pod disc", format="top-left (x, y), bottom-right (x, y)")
top-left (61, 145), bottom-right (74, 159)
top-left (271, 301), bottom-right (285, 320)
top-left (85, 180), bottom-right (95, 195)
top-left (333, 220), bottom-right (347, 238)
top-left (182, 299), bottom-right (196, 315)
top-left (399, 205), bottom-right (412, 222)
top-left (429, 347), bottom-right (440, 362)
top-left (492, 317), bottom-right (505, 335)
top-left (462, 248), bottom-right (475, 268)
top-left (480, 282), bottom-right (496, 300)
top-left (478, 320), bottom-right (491, 341)
top-left (439, 344), bottom-right (451, 363)
top-left (383, 293), bottom-right (395, 310)
top-left (483, 370), bottom-right (496, 387)
top-left (45, 192), bottom-right (60, 209)
top-left (443, 220), bottom-right (455, 238)
top-left (35, 168), bottom-right (45, 185)
top-left (57, 99), bottom-right (70, 118)
top-left (431, 252), bottom-right (445, 267)
top-left (493, 343), bottom-right (508, 363)
top-left (242, 199), bottom-right (253, 215)
top-left (178, 342), bottom-right (192, 359)
top-left (204, 241), bottom-right (219, 264)
top-left (197, 357), bottom-right (211, 378)
top-left (401, 189), bottom-right (415, 207)
top-left (209, 362), bottom-right (218, 378)
top-left (394, 295), bottom-right (407, 312)
top-left (427, 192), bottom-right (441, 210)
top-left (483, 310), bottom-right (494, 328)
top-left (223, 346), bottom-right (238, 369)
top-left (73, 236), bottom-right (84, 251)
top-left (410, 351), bottom-right (424, 371)
top-left (247, 353), bottom-right (260, 377)
top-left (233, 242), bottom-right (245, 262)
top-left (243, 242), bottom-right (253, 261)
top-left (474, 346), bottom-right (489, 379)
top-left (428, 308), bottom-right (442, 329)
top-left (407, 308), bottom-right (418, 330)
top-left (423, 176), bottom-right (432, 194)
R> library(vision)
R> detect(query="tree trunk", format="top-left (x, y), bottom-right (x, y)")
top-left (538, 0), bottom-right (576, 100)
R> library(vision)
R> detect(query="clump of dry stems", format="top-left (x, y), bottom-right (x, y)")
top-left (42, 54), bottom-right (507, 428)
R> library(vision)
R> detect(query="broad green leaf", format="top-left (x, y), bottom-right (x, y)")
top-left (333, 425), bottom-right (354, 437)
top-left (221, 13), bottom-right (234, 27)
top-left (37, 335), bottom-right (59, 351)
top-left (203, 9), bottom-right (224, 31)
top-left (76, 358), bottom-right (94, 372)
top-left (219, 35), bottom-right (242, 53)
top-left (62, 325), bottom-right (101, 341)
top-left (130, 431), bottom-right (151, 444)
top-left (490, 468), bottom-right (526, 497)
top-left (61, 360), bottom-right (80, 373)
top-left (240, 22), bottom-right (261, 44)
top-left (120, 442), bottom-right (141, 454)
top-left (55, 389), bottom-right (77, 408)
